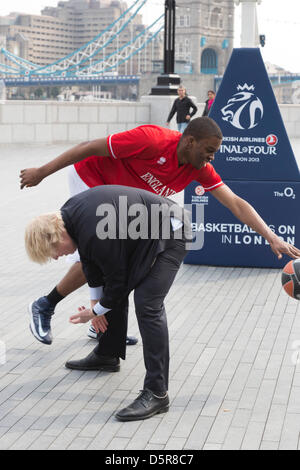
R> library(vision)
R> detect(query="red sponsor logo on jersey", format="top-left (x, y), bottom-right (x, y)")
top-left (266, 134), bottom-right (278, 146)
top-left (195, 185), bottom-right (205, 196)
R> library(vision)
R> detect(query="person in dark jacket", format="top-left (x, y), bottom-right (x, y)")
top-left (202, 90), bottom-right (216, 117)
top-left (166, 85), bottom-right (198, 132)
top-left (25, 185), bottom-right (191, 421)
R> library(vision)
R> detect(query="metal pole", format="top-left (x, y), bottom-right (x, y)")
top-left (150, 0), bottom-right (180, 95)
top-left (164, 0), bottom-right (176, 74)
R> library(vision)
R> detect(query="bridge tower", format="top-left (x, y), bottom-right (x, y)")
top-left (235, 0), bottom-right (261, 47)
top-left (173, 0), bottom-right (235, 100)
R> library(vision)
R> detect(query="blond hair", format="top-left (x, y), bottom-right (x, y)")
top-left (25, 212), bottom-right (65, 264)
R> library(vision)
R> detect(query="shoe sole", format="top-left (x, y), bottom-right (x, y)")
top-left (87, 333), bottom-right (98, 340)
top-left (28, 303), bottom-right (52, 345)
top-left (115, 405), bottom-right (169, 422)
top-left (29, 324), bottom-right (52, 346)
top-left (65, 363), bottom-right (120, 372)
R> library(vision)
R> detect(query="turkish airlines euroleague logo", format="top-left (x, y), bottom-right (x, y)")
top-left (195, 185), bottom-right (205, 196)
top-left (221, 84), bottom-right (264, 130)
top-left (266, 134), bottom-right (278, 146)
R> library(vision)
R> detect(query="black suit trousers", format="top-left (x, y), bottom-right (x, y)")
top-left (94, 237), bottom-right (188, 394)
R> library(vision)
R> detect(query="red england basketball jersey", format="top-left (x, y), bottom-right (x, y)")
top-left (74, 125), bottom-right (223, 197)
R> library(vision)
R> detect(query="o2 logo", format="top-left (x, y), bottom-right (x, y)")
top-left (221, 83), bottom-right (264, 130)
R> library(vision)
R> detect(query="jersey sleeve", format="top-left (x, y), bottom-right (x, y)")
top-left (107, 126), bottom-right (161, 160)
top-left (195, 163), bottom-right (224, 192)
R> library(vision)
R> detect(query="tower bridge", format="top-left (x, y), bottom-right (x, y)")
top-left (3, 74), bottom-right (139, 87)
top-left (0, 0), bottom-right (163, 88)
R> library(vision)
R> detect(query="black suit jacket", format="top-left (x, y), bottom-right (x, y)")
top-left (61, 185), bottom-right (189, 309)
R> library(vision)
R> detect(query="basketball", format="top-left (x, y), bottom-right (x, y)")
top-left (281, 259), bottom-right (300, 300)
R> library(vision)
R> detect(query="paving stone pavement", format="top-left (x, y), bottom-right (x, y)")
top-left (1, 142), bottom-right (300, 450)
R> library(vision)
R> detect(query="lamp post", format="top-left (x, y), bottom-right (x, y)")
top-left (150, 0), bottom-right (181, 95)
top-left (164, 0), bottom-right (175, 74)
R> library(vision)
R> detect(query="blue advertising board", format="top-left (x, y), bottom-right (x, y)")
top-left (209, 48), bottom-right (299, 181)
top-left (184, 180), bottom-right (300, 268)
top-left (184, 48), bottom-right (300, 268)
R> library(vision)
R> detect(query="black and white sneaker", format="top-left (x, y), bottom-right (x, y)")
top-left (87, 325), bottom-right (99, 340)
top-left (28, 296), bottom-right (54, 345)
top-left (87, 325), bottom-right (138, 345)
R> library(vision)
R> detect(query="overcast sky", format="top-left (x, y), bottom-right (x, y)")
top-left (0, 0), bottom-right (299, 73)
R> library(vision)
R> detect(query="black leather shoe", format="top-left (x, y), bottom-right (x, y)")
top-left (115, 389), bottom-right (169, 421)
top-left (65, 350), bottom-right (120, 372)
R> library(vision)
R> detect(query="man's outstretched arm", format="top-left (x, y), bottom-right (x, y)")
top-left (211, 184), bottom-right (300, 260)
top-left (20, 137), bottom-right (109, 189)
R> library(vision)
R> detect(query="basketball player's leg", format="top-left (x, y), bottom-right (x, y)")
top-left (29, 165), bottom-right (89, 345)
top-left (57, 262), bottom-right (87, 296)
top-left (28, 262), bottom-right (87, 345)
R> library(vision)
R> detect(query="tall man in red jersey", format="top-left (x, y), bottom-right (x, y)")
top-left (20, 117), bottom-right (300, 347)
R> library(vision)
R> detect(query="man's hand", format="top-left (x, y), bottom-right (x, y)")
top-left (20, 168), bottom-right (44, 189)
top-left (92, 314), bottom-right (108, 334)
top-left (212, 186), bottom-right (300, 261)
top-left (186, 115), bottom-right (191, 120)
top-left (69, 306), bottom-right (94, 324)
top-left (269, 237), bottom-right (300, 260)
